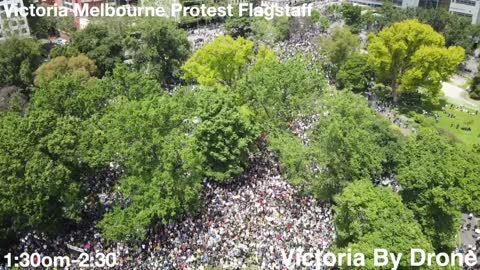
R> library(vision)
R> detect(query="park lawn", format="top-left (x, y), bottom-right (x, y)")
top-left (410, 106), bottom-right (480, 148)
top-left (436, 107), bottom-right (480, 147)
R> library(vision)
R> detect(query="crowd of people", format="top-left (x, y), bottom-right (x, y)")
top-left (365, 90), bottom-right (411, 134)
top-left (289, 113), bottom-right (320, 145)
top-left (187, 24), bottom-right (224, 51)
top-left (275, 26), bottom-right (323, 62)
top-left (7, 148), bottom-right (335, 270)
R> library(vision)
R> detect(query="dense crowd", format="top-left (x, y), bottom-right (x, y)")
top-left (275, 26), bottom-right (323, 61)
top-left (6, 148), bottom-right (335, 270)
top-left (188, 24), bottom-right (224, 51)
top-left (290, 113), bottom-right (320, 145)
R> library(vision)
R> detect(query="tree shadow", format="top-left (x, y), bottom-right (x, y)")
top-left (396, 92), bottom-right (447, 115)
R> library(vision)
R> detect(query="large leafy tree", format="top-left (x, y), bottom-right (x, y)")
top-left (375, 5), bottom-right (480, 54)
top-left (85, 87), bottom-right (259, 240)
top-left (308, 91), bottom-right (404, 200)
top-left (334, 180), bottom-right (434, 269)
top-left (341, 4), bottom-right (362, 32)
top-left (367, 19), bottom-right (464, 104)
top-left (0, 37), bottom-right (42, 88)
top-left (98, 64), bottom-right (162, 100)
top-left (225, 16), bottom-right (255, 38)
top-left (126, 18), bottom-right (190, 85)
top-left (34, 54), bottom-right (97, 86)
top-left (182, 35), bottom-right (276, 86)
top-left (268, 131), bottom-right (318, 187)
top-left (319, 27), bottom-right (359, 78)
top-left (31, 62), bottom-right (160, 120)
top-left (30, 74), bottom-right (101, 119)
top-left (234, 56), bottom-right (324, 129)
top-left (190, 88), bottom-right (258, 181)
top-left (81, 96), bottom-right (203, 241)
top-left (270, 91), bottom-right (404, 200)
top-left (0, 111), bottom-right (83, 247)
top-left (336, 53), bottom-right (372, 92)
top-left (398, 128), bottom-right (480, 251)
top-left (69, 24), bottom-right (124, 77)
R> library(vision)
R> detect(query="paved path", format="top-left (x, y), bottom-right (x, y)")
top-left (442, 76), bottom-right (480, 109)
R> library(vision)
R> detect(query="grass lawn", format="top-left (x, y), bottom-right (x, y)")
top-left (435, 107), bottom-right (480, 146)
top-left (408, 105), bottom-right (480, 148)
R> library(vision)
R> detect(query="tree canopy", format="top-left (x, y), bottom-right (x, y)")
top-left (0, 37), bottom-right (42, 88)
top-left (336, 53), bottom-right (372, 92)
top-left (125, 18), bottom-right (191, 84)
top-left (182, 35), bottom-right (276, 86)
top-left (334, 180), bottom-right (434, 269)
top-left (65, 24), bottom-right (124, 77)
top-left (319, 27), bottom-right (359, 78)
top-left (271, 91), bottom-right (404, 201)
top-left (234, 56), bottom-right (324, 129)
top-left (34, 54), bottom-right (97, 86)
top-left (367, 20), bottom-right (464, 103)
top-left (0, 111), bottom-right (84, 243)
top-left (469, 72), bottom-right (480, 100)
top-left (398, 128), bottom-right (480, 251)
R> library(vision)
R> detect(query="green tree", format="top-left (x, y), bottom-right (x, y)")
top-left (375, 1), bottom-right (413, 29)
top-left (31, 63), bottom-right (160, 120)
top-left (443, 15), bottom-right (473, 51)
top-left (306, 10), bottom-right (330, 32)
top-left (234, 56), bottom-right (325, 129)
top-left (30, 74), bottom-right (102, 119)
top-left (69, 24), bottom-right (124, 76)
top-left (82, 96), bottom-right (202, 240)
top-left (0, 86), bottom-right (27, 112)
top-left (334, 180), bottom-right (434, 269)
top-left (190, 88), bottom-right (258, 181)
top-left (98, 130), bottom-right (203, 241)
top-left (336, 53), bottom-right (372, 92)
top-left (398, 128), bottom-right (480, 251)
top-left (84, 86), bottom-right (261, 239)
top-left (98, 64), bottom-right (162, 100)
top-left (0, 37), bottom-right (42, 88)
top-left (34, 54), bottom-right (97, 86)
top-left (268, 131), bottom-right (317, 186)
top-left (271, 91), bottom-right (404, 200)
top-left (469, 72), bottom-right (480, 100)
top-left (341, 3), bottom-right (362, 32)
top-left (367, 19), bottom-right (464, 104)
top-left (182, 35), bottom-right (275, 86)
top-left (225, 16), bottom-right (255, 38)
top-left (360, 9), bottom-right (379, 31)
top-left (0, 111), bottom-right (83, 245)
top-left (319, 27), bottom-right (359, 77)
top-left (27, 15), bottom-right (57, 39)
top-left (309, 92), bottom-right (404, 200)
top-left (126, 18), bottom-right (190, 84)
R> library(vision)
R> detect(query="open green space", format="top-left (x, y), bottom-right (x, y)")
top-left (407, 103), bottom-right (480, 148)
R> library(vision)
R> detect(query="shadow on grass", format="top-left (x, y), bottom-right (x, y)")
top-left (396, 92), bottom-right (447, 115)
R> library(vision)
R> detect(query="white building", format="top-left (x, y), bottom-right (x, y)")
top-left (449, 0), bottom-right (480, 24)
top-left (0, 0), bottom-right (30, 41)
